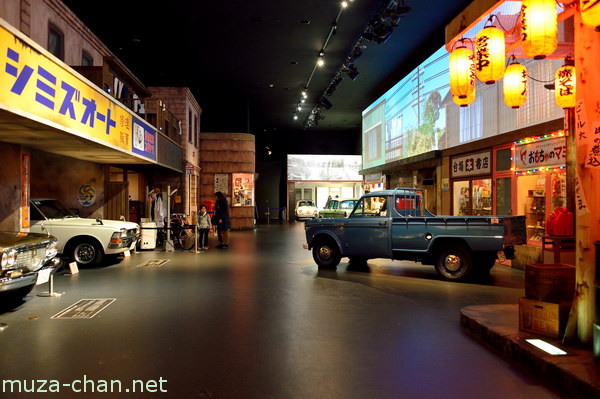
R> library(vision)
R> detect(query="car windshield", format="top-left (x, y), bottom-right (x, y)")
top-left (340, 200), bottom-right (356, 209)
top-left (31, 199), bottom-right (77, 219)
top-left (298, 200), bottom-right (314, 207)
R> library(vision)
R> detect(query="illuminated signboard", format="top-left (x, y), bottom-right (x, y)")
top-left (287, 155), bottom-right (362, 181)
top-left (515, 137), bottom-right (566, 170)
top-left (132, 117), bottom-right (156, 161)
top-left (0, 20), bottom-right (156, 162)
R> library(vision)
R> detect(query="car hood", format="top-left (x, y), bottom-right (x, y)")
top-left (48, 217), bottom-right (139, 230)
top-left (0, 232), bottom-right (56, 249)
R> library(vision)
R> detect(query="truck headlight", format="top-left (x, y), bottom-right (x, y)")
top-left (120, 228), bottom-right (128, 238)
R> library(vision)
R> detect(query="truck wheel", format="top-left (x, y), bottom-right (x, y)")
top-left (434, 245), bottom-right (472, 281)
top-left (71, 239), bottom-right (103, 267)
top-left (312, 239), bottom-right (341, 269)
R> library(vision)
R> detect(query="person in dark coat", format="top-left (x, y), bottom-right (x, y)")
top-left (214, 191), bottom-right (231, 248)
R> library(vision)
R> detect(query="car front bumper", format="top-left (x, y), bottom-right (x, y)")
top-left (0, 271), bottom-right (38, 293)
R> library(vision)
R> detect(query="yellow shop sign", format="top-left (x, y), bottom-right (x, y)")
top-left (0, 20), bottom-right (132, 152)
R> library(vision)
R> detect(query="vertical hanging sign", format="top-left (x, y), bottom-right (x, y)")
top-left (21, 153), bottom-right (30, 230)
top-left (574, 169), bottom-right (589, 215)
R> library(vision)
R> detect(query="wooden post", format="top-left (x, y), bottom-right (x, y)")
top-left (565, 11), bottom-right (600, 345)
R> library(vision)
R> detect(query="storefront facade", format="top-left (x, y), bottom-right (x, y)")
top-left (0, 13), bottom-right (182, 230)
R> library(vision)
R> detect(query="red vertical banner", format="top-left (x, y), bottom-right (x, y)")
top-left (21, 153), bottom-right (30, 230)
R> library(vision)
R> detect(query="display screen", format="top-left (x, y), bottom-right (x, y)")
top-left (287, 155), bottom-right (362, 181)
top-left (361, 0), bottom-right (564, 172)
top-left (362, 46), bottom-right (450, 170)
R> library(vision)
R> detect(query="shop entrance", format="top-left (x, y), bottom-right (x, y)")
top-left (105, 182), bottom-right (129, 220)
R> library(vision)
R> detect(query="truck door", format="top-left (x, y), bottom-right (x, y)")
top-left (391, 193), bottom-right (432, 252)
top-left (343, 195), bottom-right (391, 258)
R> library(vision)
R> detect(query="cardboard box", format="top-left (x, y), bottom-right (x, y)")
top-left (525, 263), bottom-right (575, 303)
top-left (519, 297), bottom-right (572, 339)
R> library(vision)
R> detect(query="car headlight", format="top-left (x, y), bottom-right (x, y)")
top-left (1, 251), bottom-right (7, 269)
top-left (45, 241), bottom-right (58, 259)
top-left (120, 228), bottom-right (128, 238)
top-left (6, 250), bottom-right (16, 267)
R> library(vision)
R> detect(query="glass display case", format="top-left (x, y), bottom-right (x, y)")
top-left (526, 189), bottom-right (546, 242)
top-left (232, 173), bottom-right (254, 207)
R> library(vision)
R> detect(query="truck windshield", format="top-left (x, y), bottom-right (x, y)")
top-left (31, 199), bottom-right (77, 219)
top-left (352, 196), bottom-right (387, 217)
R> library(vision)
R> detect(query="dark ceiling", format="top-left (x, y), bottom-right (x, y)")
top-left (62, 0), bottom-right (472, 156)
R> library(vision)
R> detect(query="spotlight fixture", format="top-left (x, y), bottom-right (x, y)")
top-left (293, 115), bottom-right (298, 120)
top-left (317, 58), bottom-right (324, 67)
top-left (341, 1), bottom-right (348, 8)
top-left (320, 97), bottom-right (333, 110)
top-left (342, 63), bottom-right (359, 80)
top-left (297, 105), bottom-right (302, 111)
top-left (346, 44), bottom-right (365, 64)
top-left (302, 90), bottom-right (308, 98)
top-left (363, 17), bottom-right (393, 44)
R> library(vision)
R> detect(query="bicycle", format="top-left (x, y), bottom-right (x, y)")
top-left (157, 213), bottom-right (197, 250)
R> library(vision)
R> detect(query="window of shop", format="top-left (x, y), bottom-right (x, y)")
top-left (493, 143), bottom-right (516, 216)
top-left (232, 173), bottom-right (254, 207)
top-left (194, 115), bottom-right (199, 148)
top-left (47, 23), bottom-right (64, 61)
top-left (514, 133), bottom-right (567, 245)
top-left (81, 50), bottom-right (93, 66)
top-left (451, 151), bottom-right (492, 216)
top-left (188, 109), bottom-right (193, 143)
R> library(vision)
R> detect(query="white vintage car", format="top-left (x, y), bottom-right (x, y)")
top-left (29, 199), bottom-right (139, 266)
top-left (294, 200), bottom-right (318, 221)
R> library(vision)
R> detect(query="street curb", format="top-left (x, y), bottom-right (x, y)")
top-left (460, 304), bottom-right (600, 399)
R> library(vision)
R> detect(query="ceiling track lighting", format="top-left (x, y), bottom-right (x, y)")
top-left (299, 0), bottom-right (411, 124)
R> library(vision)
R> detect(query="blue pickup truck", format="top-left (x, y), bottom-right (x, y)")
top-left (303, 188), bottom-right (526, 281)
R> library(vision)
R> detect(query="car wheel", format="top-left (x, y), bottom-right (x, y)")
top-left (312, 238), bottom-right (341, 269)
top-left (434, 244), bottom-right (472, 281)
top-left (71, 239), bottom-right (103, 266)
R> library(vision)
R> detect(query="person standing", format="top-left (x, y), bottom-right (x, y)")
top-left (148, 184), bottom-right (165, 228)
top-left (213, 191), bottom-right (231, 248)
top-left (197, 204), bottom-right (212, 250)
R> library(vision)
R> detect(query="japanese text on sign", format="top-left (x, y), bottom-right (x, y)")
top-left (515, 138), bottom-right (566, 170)
top-left (0, 22), bottom-right (156, 161)
top-left (451, 151), bottom-right (490, 178)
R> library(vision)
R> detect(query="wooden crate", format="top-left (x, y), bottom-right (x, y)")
top-left (518, 297), bottom-right (572, 338)
top-left (525, 263), bottom-right (575, 303)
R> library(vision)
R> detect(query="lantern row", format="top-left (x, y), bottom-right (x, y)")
top-left (448, 0), bottom-right (592, 110)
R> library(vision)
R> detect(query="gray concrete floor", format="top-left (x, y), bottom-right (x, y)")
top-left (0, 223), bottom-right (568, 398)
